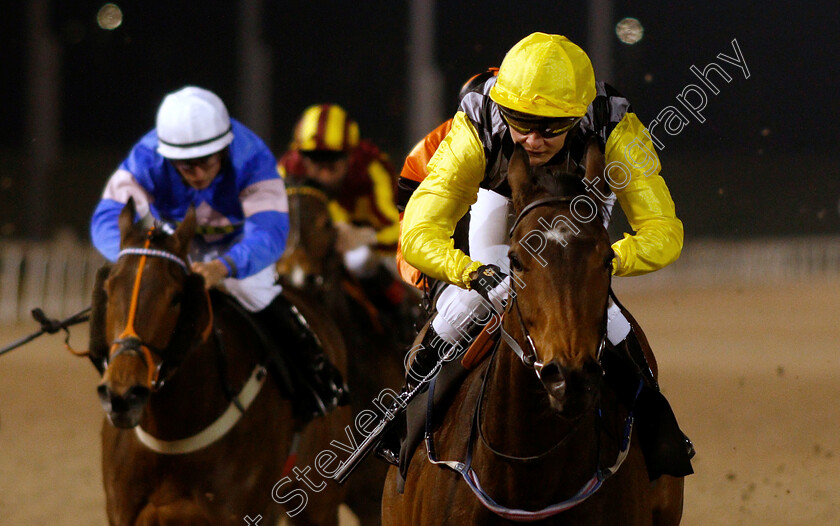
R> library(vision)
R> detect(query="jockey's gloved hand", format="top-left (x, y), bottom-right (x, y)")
top-left (469, 264), bottom-right (509, 313)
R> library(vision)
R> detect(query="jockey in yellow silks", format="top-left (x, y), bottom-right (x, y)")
top-left (392, 33), bottom-right (692, 478)
top-left (401, 33), bottom-right (681, 352)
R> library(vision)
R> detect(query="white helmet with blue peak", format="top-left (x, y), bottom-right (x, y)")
top-left (155, 86), bottom-right (234, 160)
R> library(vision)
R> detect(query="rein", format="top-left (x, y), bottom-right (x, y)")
top-left (423, 192), bottom-right (632, 521)
top-left (425, 334), bottom-right (640, 522)
top-left (111, 230), bottom-right (274, 454)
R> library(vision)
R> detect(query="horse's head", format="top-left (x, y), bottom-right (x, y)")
top-left (95, 199), bottom-right (211, 428)
top-left (506, 139), bottom-right (613, 416)
top-left (276, 183), bottom-right (338, 288)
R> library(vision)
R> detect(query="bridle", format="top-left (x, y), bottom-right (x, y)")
top-left (104, 228), bottom-right (279, 455)
top-left (502, 195), bottom-right (609, 377)
top-left (283, 184), bottom-right (335, 288)
top-left (422, 193), bottom-right (637, 521)
top-left (107, 228), bottom-right (212, 391)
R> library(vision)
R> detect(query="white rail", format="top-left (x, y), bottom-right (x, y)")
top-left (0, 239), bottom-right (105, 324)
top-left (1, 236), bottom-right (839, 323)
top-left (617, 236), bottom-right (840, 290)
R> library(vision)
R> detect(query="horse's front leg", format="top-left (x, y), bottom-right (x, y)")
top-left (650, 475), bottom-right (685, 526)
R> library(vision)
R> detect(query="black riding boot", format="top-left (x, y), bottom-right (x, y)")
top-left (612, 326), bottom-right (660, 392)
top-left (406, 322), bottom-right (458, 391)
top-left (255, 294), bottom-right (349, 421)
top-left (602, 328), bottom-right (695, 480)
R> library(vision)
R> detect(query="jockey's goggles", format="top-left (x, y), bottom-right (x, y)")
top-left (500, 108), bottom-right (581, 138)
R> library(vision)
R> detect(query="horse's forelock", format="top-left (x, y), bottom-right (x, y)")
top-left (533, 169), bottom-right (588, 199)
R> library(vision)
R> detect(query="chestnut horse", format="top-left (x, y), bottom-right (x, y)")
top-left (277, 183), bottom-right (408, 524)
top-left (382, 142), bottom-right (684, 525)
top-left (92, 201), bottom-right (351, 525)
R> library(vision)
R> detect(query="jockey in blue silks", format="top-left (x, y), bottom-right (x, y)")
top-left (91, 86), bottom-right (347, 419)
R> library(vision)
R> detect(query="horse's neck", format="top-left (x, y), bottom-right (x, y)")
top-left (141, 335), bottom-right (238, 440)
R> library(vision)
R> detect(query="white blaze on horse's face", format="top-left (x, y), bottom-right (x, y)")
top-left (544, 224), bottom-right (575, 247)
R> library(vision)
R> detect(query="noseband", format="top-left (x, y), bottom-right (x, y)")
top-left (108, 228), bottom-right (192, 391)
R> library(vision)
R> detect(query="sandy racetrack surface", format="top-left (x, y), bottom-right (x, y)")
top-left (0, 280), bottom-right (838, 525)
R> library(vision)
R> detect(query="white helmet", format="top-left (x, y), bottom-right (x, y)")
top-left (155, 86), bottom-right (234, 160)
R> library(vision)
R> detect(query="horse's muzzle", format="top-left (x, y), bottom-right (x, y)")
top-left (97, 383), bottom-right (150, 428)
top-left (538, 359), bottom-right (602, 416)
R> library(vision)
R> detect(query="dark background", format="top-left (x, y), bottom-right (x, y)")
top-left (1, 1), bottom-right (838, 241)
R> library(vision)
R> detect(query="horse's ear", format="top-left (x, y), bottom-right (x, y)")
top-left (173, 206), bottom-right (196, 258)
top-left (118, 198), bottom-right (137, 247)
top-left (582, 137), bottom-right (608, 196)
top-left (508, 143), bottom-right (535, 213)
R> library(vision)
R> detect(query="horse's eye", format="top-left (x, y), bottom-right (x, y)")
top-left (170, 292), bottom-right (183, 306)
top-left (509, 253), bottom-right (524, 272)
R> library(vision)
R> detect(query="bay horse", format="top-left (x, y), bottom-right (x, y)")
top-left (92, 201), bottom-right (351, 525)
top-left (381, 141), bottom-right (685, 525)
top-left (277, 183), bottom-right (408, 524)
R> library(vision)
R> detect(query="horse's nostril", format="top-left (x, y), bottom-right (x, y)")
top-left (583, 359), bottom-right (604, 378)
top-left (538, 362), bottom-right (562, 382)
top-left (97, 384), bottom-right (111, 408)
top-left (125, 385), bottom-right (151, 405)
top-left (97, 384), bottom-right (150, 414)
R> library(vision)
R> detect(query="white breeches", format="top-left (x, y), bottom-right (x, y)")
top-left (221, 264), bottom-right (283, 312)
top-left (343, 245), bottom-right (398, 279)
top-left (432, 189), bottom-right (630, 346)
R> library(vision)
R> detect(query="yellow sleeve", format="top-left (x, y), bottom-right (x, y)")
top-left (401, 112), bottom-right (486, 288)
top-left (606, 112), bottom-right (684, 276)
top-left (368, 159), bottom-right (402, 246)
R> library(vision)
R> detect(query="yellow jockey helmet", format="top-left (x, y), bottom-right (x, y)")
top-left (293, 104), bottom-right (360, 153)
top-left (489, 32), bottom-right (596, 118)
